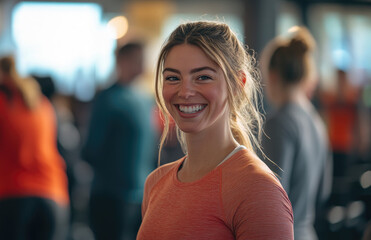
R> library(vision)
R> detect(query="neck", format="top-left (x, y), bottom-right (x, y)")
top-left (183, 124), bottom-right (238, 172)
top-left (274, 83), bottom-right (308, 108)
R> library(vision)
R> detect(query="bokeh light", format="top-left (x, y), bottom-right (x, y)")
top-left (107, 16), bottom-right (129, 39)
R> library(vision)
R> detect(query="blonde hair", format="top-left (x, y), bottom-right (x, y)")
top-left (0, 55), bottom-right (41, 109)
top-left (155, 21), bottom-right (263, 164)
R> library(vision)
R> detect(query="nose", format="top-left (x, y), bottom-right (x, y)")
top-left (178, 79), bottom-right (195, 99)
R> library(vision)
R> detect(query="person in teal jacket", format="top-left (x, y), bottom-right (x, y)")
top-left (82, 42), bottom-right (157, 240)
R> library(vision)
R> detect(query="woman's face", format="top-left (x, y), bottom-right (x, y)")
top-left (162, 44), bottom-right (230, 135)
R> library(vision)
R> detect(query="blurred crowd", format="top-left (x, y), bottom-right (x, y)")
top-left (1, 21), bottom-right (371, 240)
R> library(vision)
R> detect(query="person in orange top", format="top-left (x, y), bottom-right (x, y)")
top-left (137, 21), bottom-right (294, 239)
top-left (323, 69), bottom-right (359, 152)
top-left (0, 55), bottom-right (69, 240)
top-left (321, 69), bottom-right (360, 176)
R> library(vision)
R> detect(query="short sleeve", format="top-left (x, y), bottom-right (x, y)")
top-left (221, 155), bottom-right (294, 240)
top-left (232, 178), bottom-right (294, 239)
top-left (141, 171), bottom-right (154, 217)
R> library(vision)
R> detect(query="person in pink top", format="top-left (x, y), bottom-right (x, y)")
top-left (137, 21), bottom-right (294, 240)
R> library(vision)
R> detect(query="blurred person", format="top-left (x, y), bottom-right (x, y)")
top-left (82, 42), bottom-right (157, 240)
top-left (357, 85), bottom-right (371, 162)
top-left (32, 75), bottom-right (56, 100)
top-left (33, 74), bottom-right (86, 236)
top-left (362, 220), bottom-right (371, 240)
top-left (320, 69), bottom-right (360, 176)
top-left (137, 21), bottom-right (294, 239)
top-left (260, 27), bottom-right (332, 240)
top-left (0, 55), bottom-right (70, 240)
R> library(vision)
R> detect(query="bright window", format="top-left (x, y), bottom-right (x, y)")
top-left (12, 2), bottom-right (116, 101)
top-left (309, 4), bottom-right (371, 89)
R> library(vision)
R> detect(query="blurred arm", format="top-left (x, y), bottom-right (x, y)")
top-left (261, 119), bottom-right (295, 193)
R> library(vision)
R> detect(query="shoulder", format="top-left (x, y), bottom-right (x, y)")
top-left (308, 103), bottom-right (327, 135)
top-left (144, 159), bottom-right (183, 194)
top-left (221, 149), bottom-right (292, 214)
top-left (92, 85), bottom-right (129, 112)
top-left (222, 149), bottom-right (282, 191)
top-left (265, 105), bottom-right (303, 138)
top-left (95, 84), bottom-right (117, 101)
top-left (37, 96), bottom-right (54, 113)
top-left (91, 88), bottom-right (110, 108)
top-left (221, 149), bottom-right (293, 238)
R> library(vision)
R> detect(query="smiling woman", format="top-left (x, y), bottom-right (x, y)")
top-left (162, 44), bottom-right (228, 136)
top-left (137, 21), bottom-right (294, 240)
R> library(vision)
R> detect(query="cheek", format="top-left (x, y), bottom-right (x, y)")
top-left (162, 85), bottom-right (171, 102)
top-left (206, 84), bottom-right (228, 107)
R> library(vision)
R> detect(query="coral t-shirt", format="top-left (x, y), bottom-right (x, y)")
top-left (137, 149), bottom-right (293, 240)
top-left (0, 89), bottom-right (69, 206)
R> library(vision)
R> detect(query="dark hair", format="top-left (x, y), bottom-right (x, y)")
top-left (115, 42), bottom-right (143, 59)
top-left (0, 55), bottom-right (41, 109)
top-left (268, 27), bottom-right (315, 85)
top-left (32, 75), bottom-right (56, 100)
top-left (0, 56), bottom-right (15, 75)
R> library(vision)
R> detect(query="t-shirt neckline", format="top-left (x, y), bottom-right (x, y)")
top-left (173, 145), bottom-right (246, 186)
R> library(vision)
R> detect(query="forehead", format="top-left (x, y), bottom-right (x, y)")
top-left (164, 44), bottom-right (219, 70)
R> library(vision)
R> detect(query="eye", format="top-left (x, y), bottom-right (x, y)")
top-left (197, 75), bottom-right (212, 81)
top-left (164, 76), bottom-right (180, 82)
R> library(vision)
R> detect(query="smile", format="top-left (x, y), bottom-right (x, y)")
top-left (177, 104), bottom-right (206, 114)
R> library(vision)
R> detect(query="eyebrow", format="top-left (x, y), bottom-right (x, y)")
top-left (162, 66), bottom-right (217, 74)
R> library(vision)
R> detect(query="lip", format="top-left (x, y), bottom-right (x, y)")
top-left (174, 103), bottom-right (207, 118)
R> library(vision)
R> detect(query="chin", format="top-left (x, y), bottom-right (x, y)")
top-left (177, 124), bottom-right (202, 134)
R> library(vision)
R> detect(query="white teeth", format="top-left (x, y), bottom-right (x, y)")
top-left (179, 104), bottom-right (205, 113)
